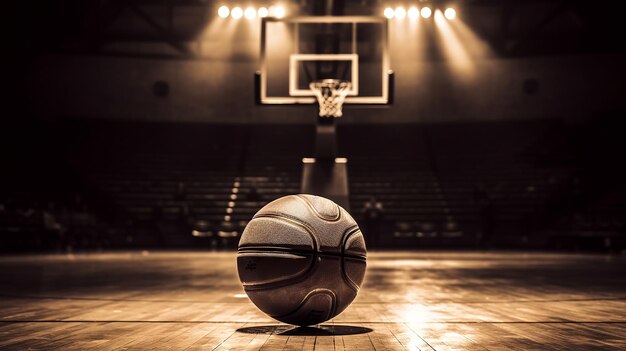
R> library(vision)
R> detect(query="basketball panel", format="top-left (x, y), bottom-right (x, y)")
top-left (237, 251), bottom-right (314, 287)
top-left (239, 216), bottom-right (315, 251)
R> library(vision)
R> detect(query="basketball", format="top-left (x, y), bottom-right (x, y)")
top-left (237, 194), bottom-right (367, 326)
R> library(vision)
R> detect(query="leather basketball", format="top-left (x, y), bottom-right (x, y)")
top-left (237, 194), bottom-right (367, 326)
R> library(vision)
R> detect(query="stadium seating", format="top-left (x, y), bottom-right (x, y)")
top-left (1, 118), bottom-right (624, 251)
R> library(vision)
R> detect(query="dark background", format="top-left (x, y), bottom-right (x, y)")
top-left (2, 0), bottom-right (625, 253)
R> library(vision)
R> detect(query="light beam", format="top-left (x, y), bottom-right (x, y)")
top-left (434, 9), bottom-right (474, 78)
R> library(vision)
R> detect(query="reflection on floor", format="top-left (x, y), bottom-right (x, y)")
top-left (0, 251), bottom-right (625, 350)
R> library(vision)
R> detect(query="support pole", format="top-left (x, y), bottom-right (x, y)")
top-left (301, 116), bottom-right (350, 211)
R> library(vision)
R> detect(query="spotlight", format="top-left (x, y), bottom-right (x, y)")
top-left (274, 5), bottom-right (286, 18)
top-left (244, 7), bottom-right (256, 19)
top-left (217, 6), bottom-right (229, 18)
top-left (444, 7), bottom-right (456, 20)
top-left (258, 7), bottom-right (268, 18)
top-left (408, 6), bottom-right (419, 20)
top-left (384, 7), bottom-right (394, 19)
top-left (420, 6), bottom-right (432, 19)
top-left (231, 7), bottom-right (243, 19)
top-left (395, 7), bottom-right (406, 19)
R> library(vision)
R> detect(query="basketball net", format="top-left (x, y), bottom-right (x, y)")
top-left (310, 79), bottom-right (352, 118)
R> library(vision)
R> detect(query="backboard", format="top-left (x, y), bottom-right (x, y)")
top-left (256, 16), bottom-right (393, 105)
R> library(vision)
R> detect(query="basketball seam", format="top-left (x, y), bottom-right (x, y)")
top-left (340, 225), bottom-right (366, 257)
top-left (238, 246), bottom-right (366, 260)
top-left (295, 194), bottom-right (341, 222)
top-left (340, 226), bottom-right (363, 293)
top-left (272, 288), bottom-right (337, 323)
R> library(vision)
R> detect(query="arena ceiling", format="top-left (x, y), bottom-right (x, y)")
top-left (5, 0), bottom-right (625, 59)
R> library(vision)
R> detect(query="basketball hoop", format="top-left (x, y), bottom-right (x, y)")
top-left (310, 79), bottom-right (352, 118)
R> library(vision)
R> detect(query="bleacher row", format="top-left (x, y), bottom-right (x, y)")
top-left (1, 119), bottom-right (624, 251)
top-left (345, 122), bottom-right (580, 247)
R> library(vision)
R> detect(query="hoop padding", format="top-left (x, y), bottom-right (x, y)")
top-left (310, 80), bottom-right (353, 118)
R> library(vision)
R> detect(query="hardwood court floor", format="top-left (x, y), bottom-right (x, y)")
top-left (1, 251), bottom-right (625, 350)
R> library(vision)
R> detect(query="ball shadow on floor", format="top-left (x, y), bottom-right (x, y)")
top-left (236, 325), bottom-right (373, 336)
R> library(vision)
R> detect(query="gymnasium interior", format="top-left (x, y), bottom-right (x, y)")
top-left (1, 0), bottom-right (625, 349)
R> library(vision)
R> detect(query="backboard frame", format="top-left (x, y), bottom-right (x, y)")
top-left (289, 54), bottom-right (359, 97)
top-left (258, 16), bottom-right (391, 105)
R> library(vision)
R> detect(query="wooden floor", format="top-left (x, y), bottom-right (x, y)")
top-left (1, 251), bottom-right (625, 350)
